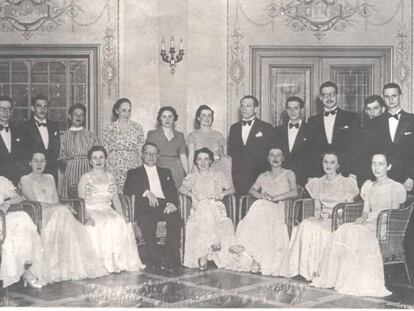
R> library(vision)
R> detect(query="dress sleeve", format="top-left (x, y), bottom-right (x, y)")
top-left (251, 173), bottom-right (265, 191)
top-left (102, 124), bottom-right (112, 151)
top-left (180, 174), bottom-right (196, 193)
top-left (305, 177), bottom-right (320, 200)
top-left (216, 171), bottom-right (232, 191)
top-left (187, 132), bottom-right (195, 145)
top-left (177, 132), bottom-right (186, 155)
top-left (391, 182), bottom-right (407, 206)
top-left (343, 176), bottom-right (360, 201)
top-left (360, 180), bottom-right (372, 202)
top-left (218, 133), bottom-right (226, 147)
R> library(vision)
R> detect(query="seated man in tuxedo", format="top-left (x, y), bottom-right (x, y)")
top-left (0, 96), bottom-right (29, 185)
top-left (274, 96), bottom-right (310, 186)
top-left (124, 142), bottom-right (182, 272)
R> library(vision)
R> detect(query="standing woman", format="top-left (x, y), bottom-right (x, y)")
top-left (59, 104), bottom-right (99, 198)
top-left (146, 106), bottom-right (188, 188)
top-left (102, 98), bottom-right (145, 193)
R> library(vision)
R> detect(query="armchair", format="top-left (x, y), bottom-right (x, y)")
top-left (8, 201), bottom-right (42, 233)
top-left (59, 197), bottom-right (86, 224)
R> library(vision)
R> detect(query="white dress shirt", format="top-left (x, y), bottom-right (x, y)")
top-left (143, 164), bottom-right (165, 199)
top-left (288, 119), bottom-right (302, 152)
top-left (241, 117), bottom-right (256, 145)
top-left (323, 109), bottom-right (337, 144)
top-left (0, 124), bottom-right (11, 153)
top-left (34, 116), bottom-right (49, 150)
top-left (388, 109), bottom-right (401, 142)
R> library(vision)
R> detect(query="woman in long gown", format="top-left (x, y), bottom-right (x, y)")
top-left (179, 147), bottom-right (235, 270)
top-left (311, 153), bottom-right (402, 297)
top-left (19, 152), bottom-right (107, 284)
top-left (280, 151), bottom-right (359, 280)
top-left (0, 176), bottom-right (43, 288)
top-left (146, 106), bottom-right (188, 188)
top-left (102, 98), bottom-right (145, 193)
top-left (78, 146), bottom-right (144, 273)
top-left (59, 104), bottom-right (99, 198)
top-left (187, 105), bottom-right (232, 186)
top-left (227, 147), bottom-right (298, 275)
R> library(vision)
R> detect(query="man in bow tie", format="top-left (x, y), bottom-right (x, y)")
top-left (307, 81), bottom-right (361, 178)
top-left (18, 95), bottom-right (60, 183)
top-left (0, 96), bottom-right (28, 185)
top-left (228, 95), bottom-right (273, 200)
top-left (274, 96), bottom-right (310, 186)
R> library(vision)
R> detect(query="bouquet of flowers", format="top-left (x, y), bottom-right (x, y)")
top-left (0, 176), bottom-right (17, 204)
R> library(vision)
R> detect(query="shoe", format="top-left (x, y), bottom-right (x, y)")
top-left (197, 257), bottom-right (208, 271)
top-left (210, 243), bottom-right (222, 252)
top-left (250, 259), bottom-right (261, 274)
top-left (22, 269), bottom-right (43, 289)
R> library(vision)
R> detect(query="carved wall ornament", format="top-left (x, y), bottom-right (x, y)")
top-left (396, 25), bottom-right (409, 85)
top-left (229, 28), bottom-right (245, 84)
top-left (102, 27), bottom-right (117, 97)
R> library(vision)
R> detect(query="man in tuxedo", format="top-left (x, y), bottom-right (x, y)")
top-left (18, 95), bottom-right (60, 183)
top-left (0, 96), bottom-right (28, 185)
top-left (274, 96), bottom-right (310, 186)
top-left (228, 95), bottom-right (273, 197)
top-left (123, 142), bottom-right (182, 272)
top-left (307, 81), bottom-right (361, 177)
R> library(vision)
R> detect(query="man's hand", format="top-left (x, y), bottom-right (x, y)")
top-left (164, 202), bottom-right (177, 214)
top-left (403, 178), bottom-right (413, 192)
top-left (146, 191), bottom-right (159, 208)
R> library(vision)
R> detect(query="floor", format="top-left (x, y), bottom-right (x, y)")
top-left (1, 263), bottom-right (413, 308)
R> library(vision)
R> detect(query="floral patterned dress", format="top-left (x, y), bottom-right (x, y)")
top-left (102, 120), bottom-right (145, 193)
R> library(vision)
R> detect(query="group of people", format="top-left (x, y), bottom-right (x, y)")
top-left (0, 81), bottom-right (412, 299)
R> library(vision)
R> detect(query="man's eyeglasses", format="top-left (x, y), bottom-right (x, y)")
top-left (143, 151), bottom-right (157, 157)
top-left (0, 107), bottom-right (12, 113)
top-left (320, 93), bottom-right (337, 99)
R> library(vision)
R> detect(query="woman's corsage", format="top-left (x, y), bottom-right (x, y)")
top-left (85, 182), bottom-right (97, 198)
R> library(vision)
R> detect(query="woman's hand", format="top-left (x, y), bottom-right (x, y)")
top-left (85, 218), bottom-right (95, 226)
top-left (261, 191), bottom-right (272, 201)
top-left (355, 216), bottom-right (367, 224)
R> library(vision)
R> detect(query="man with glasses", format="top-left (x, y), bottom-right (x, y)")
top-left (0, 96), bottom-right (28, 185)
top-left (307, 81), bottom-right (361, 177)
top-left (124, 142), bottom-right (182, 274)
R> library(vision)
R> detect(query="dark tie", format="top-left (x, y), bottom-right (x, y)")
top-left (242, 119), bottom-right (253, 126)
top-left (289, 123), bottom-right (300, 129)
top-left (36, 120), bottom-right (47, 127)
top-left (324, 109), bottom-right (337, 117)
top-left (0, 125), bottom-right (9, 132)
top-left (388, 112), bottom-right (400, 120)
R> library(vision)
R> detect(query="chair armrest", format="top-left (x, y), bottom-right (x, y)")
top-left (179, 194), bottom-right (192, 223)
top-left (118, 194), bottom-right (135, 223)
top-left (222, 194), bottom-right (237, 224)
top-left (238, 195), bottom-right (257, 222)
top-left (8, 200), bottom-right (42, 233)
top-left (331, 202), bottom-right (364, 231)
top-left (291, 198), bottom-right (315, 226)
top-left (0, 209), bottom-right (5, 245)
top-left (59, 197), bottom-right (86, 224)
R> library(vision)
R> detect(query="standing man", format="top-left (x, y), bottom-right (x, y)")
top-left (18, 95), bottom-right (60, 183)
top-left (364, 95), bottom-right (386, 123)
top-left (0, 96), bottom-right (28, 185)
top-left (228, 95), bottom-right (273, 197)
top-left (124, 142), bottom-right (182, 273)
top-left (274, 96), bottom-right (310, 186)
top-left (307, 81), bottom-right (361, 177)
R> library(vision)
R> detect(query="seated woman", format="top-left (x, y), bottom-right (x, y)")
top-left (280, 151), bottom-right (359, 280)
top-left (179, 147), bottom-right (235, 270)
top-left (0, 176), bottom-right (43, 288)
top-left (311, 153), bottom-right (402, 297)
top-left (227, 147), bottom-right (298, 275)
top-left (78, 146), bottom-right (144, 273)
top-left (20, 152), bottom-right (106, 284)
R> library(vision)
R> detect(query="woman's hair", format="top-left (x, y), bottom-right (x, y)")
top-left (68, 103), bottom-right (87, 116)
top-left (372, 153), bottom-right (389, 165)
top-left (195, 105), bottom-right (214, 126)
top-left (156, 106), bottom-right (178, 123)
top-left (112, 98), bottom-right (131, 120)
top-left (30, 150), bottom-right (46, 161)
top-left (193, 147), bottom-right (214, 166)
top-left (88, 145), bottom-right (108, 160)
top-left (322, 150), bottom-right (342, 174)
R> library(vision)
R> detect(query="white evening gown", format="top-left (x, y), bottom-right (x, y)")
top-left (227, 170), bottom-right (291, 275)
top-left (20, 174), bottom-right (107, 284)
top-left (181, 171), bottom-right (234, 268)
top-left (83, 172), bottom-right (144, 272)
top-left (311, 179), bottom-right (405, 297)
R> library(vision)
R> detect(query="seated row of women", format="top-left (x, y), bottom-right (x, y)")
top-left (0, 147), bottom-right (144, 288)
top-left (181, 146), bottom-right (404, 297)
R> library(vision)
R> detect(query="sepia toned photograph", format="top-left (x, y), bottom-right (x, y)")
top-left (0, 0), bottom-right (412, 308)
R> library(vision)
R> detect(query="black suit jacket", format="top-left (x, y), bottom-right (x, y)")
top-left (228, 118), bottom-right (274, 195)
top-left (368, 110), bottom-right (414, 183)
top-left (307, 108), bottom-right (361, 176)
top-left (0, 125), bottom-right (29, 185)
top-left (123, 165), bottom-right (179, 211)
top-left (18, 118), bottom-right (60, 179)
top-left (274, 121), bottom-right (310, 186)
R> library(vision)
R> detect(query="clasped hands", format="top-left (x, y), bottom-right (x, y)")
top-left (260, 191), bottom-right (278, 202)
top-left (146, 191), bottom-right (177, 214)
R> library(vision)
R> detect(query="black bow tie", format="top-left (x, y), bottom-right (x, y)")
top-left (324, 109), bottom-right (337, 117)
top-left (36, 120), bottom-right (47, 127)
top-left (242, 119), bottom-right (254, 126)
top-left (0, 125), bottom-right (9, 132)
top-left (388, 112), bottom-right (401, 120)
top-left (289, 123), bottom-right (300, 129)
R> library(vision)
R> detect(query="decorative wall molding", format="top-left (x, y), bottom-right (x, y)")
top-left (102, 27), bottom-right (117, 97)
top-left (396, 24), bottom-right (409, 85)
top-left (229, 28), bottom-right (245, 84)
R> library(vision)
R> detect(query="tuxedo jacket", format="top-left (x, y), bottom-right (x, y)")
top-left (274, 121), bottom-right (311, 186)
top-left (228, 118), bottom-right (274, 195)
top-left (0, 125), bottom-right (29, 185)
top-left (368, 110), bottom-right (414, 183)
top-left (307, 108), bottom-right (361, 176)
top-left (18, 118), bottom-right (60, 175)
top-left (123, 165), bottom-right (179, 211)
